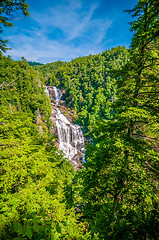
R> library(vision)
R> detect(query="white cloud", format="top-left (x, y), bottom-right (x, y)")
top-left (7, 34), bottom-right (103, 63)
top-left (4, 0), bottom-right (113, 63)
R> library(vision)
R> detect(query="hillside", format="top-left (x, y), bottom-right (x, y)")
top-left (0, 53), bottom-right (90, 239)
top-left (0, 0), bottom-right (158, 239)
top-left (35, 46), bottom-right (129, 132)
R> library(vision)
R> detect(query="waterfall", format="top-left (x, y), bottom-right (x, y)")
top-left (44, 87), bottom-right (49, 97)
top-left (52, 86), bottom-right (62, 104)
top-left (45, 86), bottom-right (85, 169)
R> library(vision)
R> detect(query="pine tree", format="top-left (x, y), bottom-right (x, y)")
top-left (79, 1), bottom-right (159, 239)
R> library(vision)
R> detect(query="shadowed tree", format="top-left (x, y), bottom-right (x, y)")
top-left (0, 0), bottom-right (30, 51)
top-left (78, 0), bottom-right (159, 239)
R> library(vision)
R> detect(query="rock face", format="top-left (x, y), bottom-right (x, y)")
top-left (45, 86), bottom-right (85, 170)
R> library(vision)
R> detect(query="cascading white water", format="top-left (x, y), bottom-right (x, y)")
top-left (45, 86), bottom-right (85, 168)
top-left (44, 87), bottom-right (49, 97)
top-left (52, 86), bottom-right (62, 104)
top-left (56, 108), bottom-right (84, 160)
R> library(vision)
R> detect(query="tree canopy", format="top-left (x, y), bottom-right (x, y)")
top-left (0, 54), bottom-right (91, 239)
top-left (0, 0), bottom-right (158, 239)
top-left (77, 0), bottom-right (159, 239)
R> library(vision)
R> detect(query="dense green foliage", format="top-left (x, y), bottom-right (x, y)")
top-left (0, 54), bottom-right (91, 239)
top-left (28, 61), bottom-right (43, 67)
top-left (77, 0), bottom-right (159, 239)
top-left (0, 0), bottom-right (158, 239)
top-left (36, 47), bottom-right (128, 132)
top-left (34, 61), bottom-right (65, 82)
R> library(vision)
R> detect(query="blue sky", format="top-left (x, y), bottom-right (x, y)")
top-left (3, 0), bottom-right (137, 63)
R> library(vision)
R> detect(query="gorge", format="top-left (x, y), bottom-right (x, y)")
top-left (1, 0), bottom-right (158, 238)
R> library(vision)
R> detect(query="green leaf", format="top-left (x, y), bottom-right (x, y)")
top-left (26, 226), bottom-right (33, 240)
top-left (33, 223), bottom-right (41, 233)
top-left (52, 232), bottom-right (60, 240)
top-left (0, 206), bottom-right (10, 212)
top-left (32, 217), bottom-right (41, 224)
top-left (13, 238), bottom-right (25, 240)
top-left (61, 227), bottom-right (66, 234)
top-left (13, 222), bottom-right (22, 235)
top-left (22, 226), bottom-right (33, 239)
top-left (10, 199), bottom-right (17, 205)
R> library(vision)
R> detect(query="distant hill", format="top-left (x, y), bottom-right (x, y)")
top-left (28, 61), bottom-right (43, 66)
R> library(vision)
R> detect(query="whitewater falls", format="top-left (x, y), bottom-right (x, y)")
top-left (45, 86), bottom-right (85, 169)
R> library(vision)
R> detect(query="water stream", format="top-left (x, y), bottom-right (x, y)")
top-left (45, 86), bottom-right (85, 168)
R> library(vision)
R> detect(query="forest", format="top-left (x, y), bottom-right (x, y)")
top-left (0, 0), bottom-right (159, 239)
